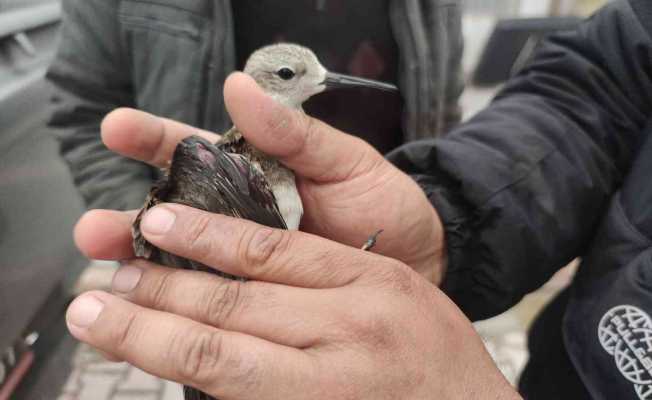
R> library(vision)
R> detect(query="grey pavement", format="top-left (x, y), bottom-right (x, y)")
top-left (57, 344), bottom-right (182, 400)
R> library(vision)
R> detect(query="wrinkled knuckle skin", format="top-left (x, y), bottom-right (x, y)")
top-left (171, 328), bottom-right (224, 387)
top-left (149, 269), bottom-right (179, 310)
top-left (203, 281), bottom-right (245, 327)
top-left (222, 350), bottom-right (261, 395)
top-left (242, 227), bottom-right (289, 273)
top-left (184, 214), bottom-right (215, 261)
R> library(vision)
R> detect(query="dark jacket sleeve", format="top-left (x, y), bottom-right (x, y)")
top-left (388, 0), bottom-right (652, 321)
top-left (47, 0), bottom-right (153, 210)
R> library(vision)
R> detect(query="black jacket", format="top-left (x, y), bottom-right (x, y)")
top-left (389, 1), bottom-right (652, 398)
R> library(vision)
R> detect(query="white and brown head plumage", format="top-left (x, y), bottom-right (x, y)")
top-left (243, 43), bottom-right (397, 108)
top-left (243, 44), bottom-right (328, 108)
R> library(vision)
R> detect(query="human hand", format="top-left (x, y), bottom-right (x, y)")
top-left (100, 73), bottom-right (445, 283)
top-left (70, 205), bottom-right (519, 399)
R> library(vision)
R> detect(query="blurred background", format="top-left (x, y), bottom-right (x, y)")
top-left (0, 0), bottom-right (607, 399)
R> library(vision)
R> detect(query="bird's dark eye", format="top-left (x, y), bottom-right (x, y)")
top-left (277, 68), bottom-right (295, 80)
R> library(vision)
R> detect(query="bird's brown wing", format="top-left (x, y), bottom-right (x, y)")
top-left (132, 135), bottom-right (286, 275)
top-left (206, 150), bottom-right (288, 230)
top-left (132, 174), bottom-right (166, 260)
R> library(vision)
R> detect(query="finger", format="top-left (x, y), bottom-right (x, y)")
top-left (74, 210), bottom-right (137, 260)
top-left (111, 261), bottom-right (337, 348)
top-left (224, 72), bottom-right (385, 183)
top-left (67, 291), bottom-right (317, 400)
top-left (139, 204), bottom-right (373, 288)
top-left (101, 108), bottom-right (220, 168)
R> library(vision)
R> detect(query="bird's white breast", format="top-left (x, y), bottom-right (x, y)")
top-left (271, 177), bottom-right (303, 230)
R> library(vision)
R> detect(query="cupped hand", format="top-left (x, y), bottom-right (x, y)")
top-left (69, 205), bottom-right (519, 400)
top-left (100, 72), bottom-right (445, 283)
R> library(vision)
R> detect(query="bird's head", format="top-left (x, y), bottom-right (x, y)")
top-left (244, 43), bottom-right (398, 109)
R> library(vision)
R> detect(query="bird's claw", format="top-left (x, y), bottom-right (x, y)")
top-left (361, 230), bottom-right (384, 251)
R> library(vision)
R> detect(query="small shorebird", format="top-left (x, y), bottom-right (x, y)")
top-left (132, 43), bottom-right (397, 400)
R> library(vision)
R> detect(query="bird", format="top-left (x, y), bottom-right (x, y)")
top-left (131, 43), bottom-right (397, 400)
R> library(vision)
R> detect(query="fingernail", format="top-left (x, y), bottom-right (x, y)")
top-left (68, 295), bottom-right (105, 328)
top-left (142, 207), bottom-right (176, 235)
top-left (112, 265), bottom-right (143, 293)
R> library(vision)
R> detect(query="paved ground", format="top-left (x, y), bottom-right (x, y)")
top-left (57, 343), bottom-right (182, 400)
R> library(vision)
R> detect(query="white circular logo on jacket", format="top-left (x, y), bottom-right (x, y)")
top-left (599, 305), bottom-right (652, 399)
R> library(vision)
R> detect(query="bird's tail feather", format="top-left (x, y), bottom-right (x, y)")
top-left (184, 385), bottom-right (218, 400)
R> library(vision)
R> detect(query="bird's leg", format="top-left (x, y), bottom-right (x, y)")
top-left (361, 230), bottom-right (384, 251)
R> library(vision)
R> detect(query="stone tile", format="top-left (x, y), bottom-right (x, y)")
top-left (84, 361), bottom-right (131, 375)
top-left (116, 366), bottom-right (162, 392)
top-left (161, 381), bottom-right (184, 400)
top-left (75, 372), bottom-right (120, 400)
top-left (57, 340), bottom-right (184, 400)
top-left (72, 344), bottom-right (107, 366)
top-left (72, 345), bottom-right (129, 375)
top-left (112, 393), bottom-right (160, 400)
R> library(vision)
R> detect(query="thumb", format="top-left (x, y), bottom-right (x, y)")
top-left (223, 72), bottom-right (383, 183)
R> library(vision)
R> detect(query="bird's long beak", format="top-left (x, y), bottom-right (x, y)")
top-left (322, 72), bottom-right (398, 93)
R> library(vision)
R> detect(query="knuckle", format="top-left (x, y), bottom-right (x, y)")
top-left (241, 226), bottom-right (289, 273)
top-left (149, 269), bottom-right (179, 309)
top-left (184, 214), bottom-right (215, 261)
top-left (171, 328), bottom-right (225, 387)
top-left (202, 280), bottom-right (246, 327)
top-left (222, 350), bottom-right (262, 395)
